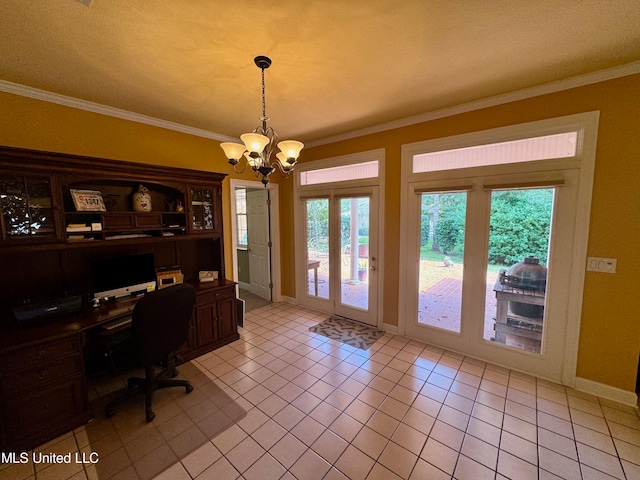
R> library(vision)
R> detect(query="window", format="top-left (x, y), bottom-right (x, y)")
top-left (235, 188), bottom-right (248, 246)
top-left (413, 132), bottom-right (578, 173)
top-left (299, 161), bottom-right (378, 186)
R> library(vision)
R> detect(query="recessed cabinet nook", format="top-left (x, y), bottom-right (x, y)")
top-left (0, 146), bottom-right (239, 452)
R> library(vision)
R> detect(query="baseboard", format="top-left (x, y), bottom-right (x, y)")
top-left (574, 377), bottom-right (638, 408)
top-left (382, 323), bottom-right (398, 334)
top-left (282, 295), bottom-right (297, 305)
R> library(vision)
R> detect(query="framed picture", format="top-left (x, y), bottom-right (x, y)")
top-left (199, 270), bottom-right (218, 282)
top-left (70, 189), bottom-right (106, 212)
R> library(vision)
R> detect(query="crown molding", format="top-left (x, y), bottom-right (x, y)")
top-left (0, 80), bottom-right (238, 143)
top-left (306, 60), bottom-right (640, 148)
top-left (2, 60), bottom-right (639, 148)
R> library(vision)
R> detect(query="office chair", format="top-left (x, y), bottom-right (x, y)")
top-left (104, 283), bottom-right (196, 422)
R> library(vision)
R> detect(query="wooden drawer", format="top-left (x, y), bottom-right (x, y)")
top-left (2, 355), bottom-right (83, 393)
top-left (196, 285), bottom-right (235, 305)
top-left (0, 336), bottom-right (80, 371)
top-left (102, 213), bottom-right (163, 230)
top-left (135, 213), bottom-right (162, 228)
top-left (2, 375), bottom-right (89, 448)
top-left (103, 213), bottom-right (135, 230)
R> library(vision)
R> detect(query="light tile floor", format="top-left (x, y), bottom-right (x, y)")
top-left (5, 302), bottom-right (640, 479)
top-left (239, 289), bottom-right (271, 313)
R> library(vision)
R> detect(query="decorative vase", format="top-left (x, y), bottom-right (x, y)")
top-left (133, 184), bottom-right (152, 212)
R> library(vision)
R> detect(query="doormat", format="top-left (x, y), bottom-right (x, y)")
top-left (309, 316), bottom-right (383, 350)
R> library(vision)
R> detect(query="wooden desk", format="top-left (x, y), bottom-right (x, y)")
top-left (0, 280), bottom-right (239, 453)
top-left (493, 276), bottom-right (545, 346)
top-left (308, 260), bottom-right (320, 296)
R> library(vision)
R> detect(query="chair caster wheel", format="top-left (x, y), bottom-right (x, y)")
top-left (186, 384), bottom-right (194, 394)
top-left (146, 412), bottom-right (156, 422)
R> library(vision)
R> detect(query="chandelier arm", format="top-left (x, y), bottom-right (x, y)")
top-left (270, 160), bottom-right (293, 177)
top-left (230, 161), bottom-right (249, 175)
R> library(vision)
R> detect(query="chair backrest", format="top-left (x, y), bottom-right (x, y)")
top-left (131, 283), bottom-right (196, 366)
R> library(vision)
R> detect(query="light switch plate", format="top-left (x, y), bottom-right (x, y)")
top-left (586, 257), bottom-right (617, 273)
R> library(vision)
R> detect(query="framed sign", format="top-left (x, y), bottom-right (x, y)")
top-left (157, 268), bottom-right (184, 289)
top-left (70, 189), bottom-right (106, 212)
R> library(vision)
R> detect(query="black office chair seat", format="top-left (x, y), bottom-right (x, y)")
top-left (104, 283), bottom-right (196, 422)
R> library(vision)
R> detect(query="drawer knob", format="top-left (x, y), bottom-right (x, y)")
top-left (35, 350), bottom-right (46, 358)
top-left (38, 370), bottom-right (48, 380)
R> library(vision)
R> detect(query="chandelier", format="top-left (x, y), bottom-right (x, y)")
top-left (220, 56), bottom-right (304, 186)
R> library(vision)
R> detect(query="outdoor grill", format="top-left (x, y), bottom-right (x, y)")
top-left (499, 256), bottom-right (547, 318)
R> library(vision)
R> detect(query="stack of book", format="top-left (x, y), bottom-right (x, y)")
top-left (66, 223), bottom-right (93, 241)
top-left (66, 223), bottom-right (91, 233)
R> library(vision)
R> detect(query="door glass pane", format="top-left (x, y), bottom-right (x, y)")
top-left (340, 197), bottom-right (369, 310)
top-left (305, 199), bottom-right (329, 299)
top-left (484, 188), bottom-right (554, 353)
top-left (1, 176), bottom-right (55, 238)
top-left (191, 187), bottom-right (214, 230)
top-left (418, 193), bottom-right (466, 332)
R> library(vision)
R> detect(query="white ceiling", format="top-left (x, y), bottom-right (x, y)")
top-left (1, 0), bottom-right (640, 144)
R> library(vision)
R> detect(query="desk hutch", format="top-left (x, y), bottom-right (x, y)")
top-left (0, 146), bottom-right (239, 452)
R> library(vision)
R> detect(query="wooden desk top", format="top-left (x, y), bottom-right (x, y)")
top-left (0, 279), bottom-right (236, 352)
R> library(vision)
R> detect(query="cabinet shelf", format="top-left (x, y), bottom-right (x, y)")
top-left (64, 210), bottom-right (188, 242)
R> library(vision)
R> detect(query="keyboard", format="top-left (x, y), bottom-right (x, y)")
top-left (102, 315), bottom-right (132, 331)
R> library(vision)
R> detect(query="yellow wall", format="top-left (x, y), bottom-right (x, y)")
top-left (296, 74), bottom-right (640, 393)
top-left (0, 91), bottom-right (272, 279)
top-left (2, 74), bottom-right (639, 393)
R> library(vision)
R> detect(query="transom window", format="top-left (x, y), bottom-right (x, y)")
top-left (299, 160), bottom-right (378, 186)
top-left (413, 131), bottom-right (578, 173)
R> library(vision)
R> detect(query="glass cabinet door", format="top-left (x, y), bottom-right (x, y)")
top-left (1, 176), bottom-right (57, 242)
top-left (190, 186), bottom-right (217, 232)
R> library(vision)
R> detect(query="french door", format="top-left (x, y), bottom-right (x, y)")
top-left (298, 187), bottom-right (379, 326)
top-left (399, 112), bottom-right (599, 384)
top-left (402, 171), bottom-right (580, 381)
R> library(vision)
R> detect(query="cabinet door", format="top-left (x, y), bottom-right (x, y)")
top-left (0, 175), bottom-right (59, 243)
top-left (217, 294), bottom-right (237, 340)
top-left (196, 300), bottom-right (219, 347)
top-left (189, 185), bottom-right (218, 234)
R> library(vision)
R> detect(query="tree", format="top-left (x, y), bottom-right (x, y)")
top-left (488, 189), bottom-right (553, 265)
top-left (420, 195), bottom-right (432, 247)
top-left (434, 193), bottom-right (466, 255)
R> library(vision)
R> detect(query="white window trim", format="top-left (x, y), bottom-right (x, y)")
top-left (399, 111), bottom-right (599, 387)
top-left (294, 149), bottom-right (386, 327)
top-left (295, 149), bottom-right (386, 192)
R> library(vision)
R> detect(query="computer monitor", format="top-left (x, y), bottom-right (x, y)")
top-left (92, 253), bottom-right (157, 300)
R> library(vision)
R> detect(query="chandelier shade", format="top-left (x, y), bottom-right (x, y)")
top-left (220, 56), bottom-right (304, 186)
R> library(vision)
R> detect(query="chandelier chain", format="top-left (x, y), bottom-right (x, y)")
top-left (260, 67), bottom-right (268, 124)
